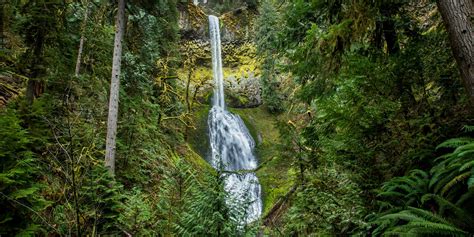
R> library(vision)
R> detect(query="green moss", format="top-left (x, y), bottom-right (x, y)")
top-left (187, 105), bottom-right (210, 159)
top-left (183, 143), bottom-right (214, 173)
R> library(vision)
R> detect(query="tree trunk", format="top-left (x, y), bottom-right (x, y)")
top-left (379, 7), bottom-right (399, 55)
top-left (26, 25), bottom-right (45, 105)
top-left (437, 0), bottom-right (474, 105)
top-left (105, 0), bottom-right (126, 174)
top-left (75, 4), bottom-right (89, 77)
top-left (185, 69), bottom-right (192, 113)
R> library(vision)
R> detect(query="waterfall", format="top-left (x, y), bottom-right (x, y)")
top-left (207, 15), bottom-right (262, 224)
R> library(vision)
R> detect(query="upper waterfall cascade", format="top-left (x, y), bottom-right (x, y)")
top-left (207, 15), bottom-right (262, 223)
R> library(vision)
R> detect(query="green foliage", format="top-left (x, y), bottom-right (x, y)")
top-left (255, 0), bottom-right (284, 113)
top-left (281, 166), bottom-right (366, 236)
top-left (177, 168), bottom-right (243, 236)
top-left (1, 0), bottom-right (189, 235)
top-left (202, 0), bottom-right (257, 14)
top-left (373, 207), bottom-right (467, 236)
top-left (367, 132), bottom-right (474, 235)
top-left (80, 164), bottom-right (125, 235)
top-left (0, 109), bottom-right (50, 235)
top-left (377, 169), bottom-right (430, 208)
top-left (2, 0), bottom-right (474, 235)
top-left (118, 188), bottom-right (158, 235)
top-left (255, 0), bottom-right (472, 235)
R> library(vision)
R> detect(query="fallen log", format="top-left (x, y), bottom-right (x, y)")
top-left (262, 184), bottom-right (298, 227)
top-left (0, 75), bottom-right (23, 107)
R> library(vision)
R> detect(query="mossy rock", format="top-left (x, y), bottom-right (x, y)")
top-left (225, 89), bottom-right (261, 108)
top-left (187, 105), bottom-right (211, 160)
top-left (225, 91), bottom-right (250, 108)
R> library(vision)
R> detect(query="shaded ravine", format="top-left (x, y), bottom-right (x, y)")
top-left (207, 15), bottom-right (262, 224)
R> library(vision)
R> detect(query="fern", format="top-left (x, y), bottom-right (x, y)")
top-left (405, 207), bottom-right (451, 225)
top-left (375, 207), bottom-right (467, 236)
top-left (441, 171), bottom-right (471, 196)
top-left (379, 211), bottom-right (427, 222)
top-left (455, 190), bottom-right (474, 206)
top-left (430, 139), bottom-right (474, 198)
top-left (421, 194), bottom-right (474, 226)
top-left (377, 170), bottom-right (429, 208)
top-left (468, 171), bottom-right (474, 188)
top-left (459, 160), bottom-right (474, 172)
top-left (387, 221), bottom-right (467, 236)
top-left (370, 133), bottom-right (474, 235)
top-left (436, 137), bottom-right (473, 149)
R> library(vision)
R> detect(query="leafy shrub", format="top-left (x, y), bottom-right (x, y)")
top-left (282, 166), bottom-right (367, 235)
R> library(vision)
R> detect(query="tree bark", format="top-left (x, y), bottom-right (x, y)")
top-left (380, 6), bottom-right (399, 55)
top-left (26, 24), bottom-right (45, 105)
top-left (437, 0), bottom-right (474, 105)
top-left (74, 4), bottom-right (89, 77)
top-left (185, 69), bottom-right (192, 113)
top-left (105, 0), bottom-right (126, 174)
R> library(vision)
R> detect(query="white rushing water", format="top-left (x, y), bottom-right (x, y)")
top-left (207, 15), bottom-right (262, 224)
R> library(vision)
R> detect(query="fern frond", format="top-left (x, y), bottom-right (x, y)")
top-left (463, 125), bottom-right (474, 132)
top-left (432, 171), bottom-right (456, 194)
top-left (440, 171), bottom-right (471, 196)
top-left (436, 138), bottom-right (473, 150)
top-left (379, 211), bottom-right (424, 222)
top-left (405, 207), bottom-right (450, 225)
top-left (462, 125), bottom-right (474, 132)
top-left (452, 144), bottom-right (473, 157)
top-left (455, 189), bottom-right (474, 206)
top-left (421, 194), bottom-right (474, 224)
top-left (402, 221), bottom-right (467, 236)
top-left (468, 172), bottom-right (474, 188)
top-left (459, 160), bottom-right (474, 172)
top-left (378, 191), bottom-right (405, 198)
top-left (410, 169), bottom-right (429, 180)
top-left (382, 230), bottom-right (412, 237)
top-left (383, 217), bottom-right (466, 236)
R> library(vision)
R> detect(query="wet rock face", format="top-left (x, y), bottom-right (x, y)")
top-left (178, 1), bottom-right (256, 42)
top-left (225, 73), bottom-right (261, 108)
top-left (177, 2), bottom-right (260, 109)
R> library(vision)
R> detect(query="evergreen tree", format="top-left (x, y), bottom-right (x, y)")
top-left (255, 0), bottom-right (283, 113)
top-left (177, 162), bottom-right (254, 236)
top-left (0, 109), bottom-right (50, 235)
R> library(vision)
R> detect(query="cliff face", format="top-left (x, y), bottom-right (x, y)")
top-left (191, 0), bottom-right (258, 14)
top-left (177, 1), bottom-right (261, 108)
top-left (178, 0), bottom-right (256, 42)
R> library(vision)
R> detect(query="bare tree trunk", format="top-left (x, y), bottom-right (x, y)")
top-left (75, 4), bottom-right (89, 77)
top-left (105, 0), bottom-right (126, 174)
top-left (437, 0), bottom-right (474, 105)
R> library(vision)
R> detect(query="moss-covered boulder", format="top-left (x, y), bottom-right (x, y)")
top-left (224, 73), bottom-right (261, 108)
